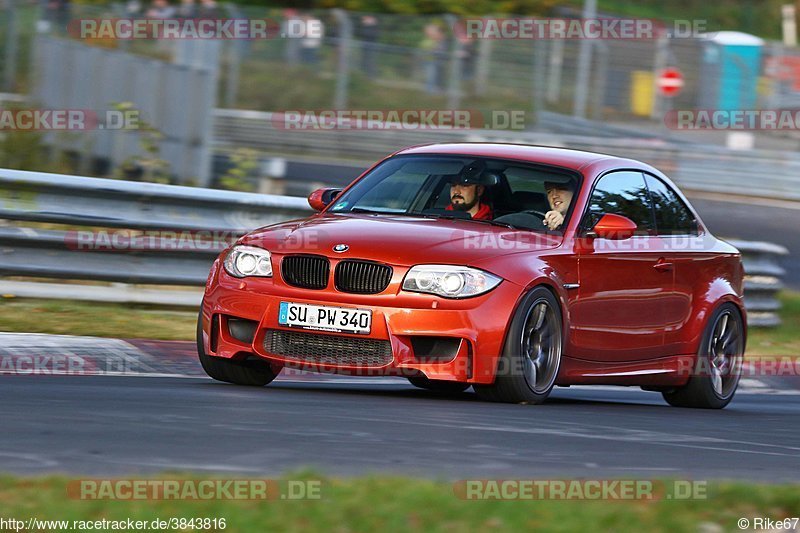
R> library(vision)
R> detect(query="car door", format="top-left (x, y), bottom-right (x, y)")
top-left (643, 173), bottom-right (703, 356)
top-left (570, 170), bottom-right (674, 362)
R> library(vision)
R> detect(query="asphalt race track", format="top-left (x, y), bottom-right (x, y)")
top-left (2, 334), bottom-right (800, 483)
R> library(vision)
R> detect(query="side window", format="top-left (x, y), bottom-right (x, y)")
top-left (644, 175), bottom-right (699, 235)
top-left (584, 171), bottom-right (654, 235)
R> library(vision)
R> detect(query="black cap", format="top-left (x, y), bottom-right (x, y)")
top-left (449, 174), bottom-right (483, 186)
top-left (449, 160), bottom-right (499, 186)
top-left (544, 178), bottom-right (575, 191)
top-left (449, 160), bottom-right (487, 185)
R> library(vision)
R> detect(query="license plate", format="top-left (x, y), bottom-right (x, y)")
top-left (278, 301), bottom-right (372, 335)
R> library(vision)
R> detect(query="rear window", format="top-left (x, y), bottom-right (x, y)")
top-left (645, 175), bottom-right (699, 235)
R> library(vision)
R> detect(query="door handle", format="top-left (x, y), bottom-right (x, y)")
top-left (653, 260), bottom-right (673, 273)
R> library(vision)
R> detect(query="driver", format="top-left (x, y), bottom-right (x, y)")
top-left (447, 174), bottom-right (493, 220)
top-left (543, 180), bottom-right (575, 230)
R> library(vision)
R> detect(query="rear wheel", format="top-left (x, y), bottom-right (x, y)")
top-left (408, 376), bottom-right (470, 393)
top-left (197, 312), bottom-right (280, 387)
top-left (662, 303), bottom-right (744, 409)
top-left (474, 286), bottom-right (563, 404)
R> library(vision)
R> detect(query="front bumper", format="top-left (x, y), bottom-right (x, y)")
top-left (200, 262), bottom-right (522, 384)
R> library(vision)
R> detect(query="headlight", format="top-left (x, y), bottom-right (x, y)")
top-left (402, 265), bottom-right (502, 298)
top-left (223, 245), bottom-right (273, 278)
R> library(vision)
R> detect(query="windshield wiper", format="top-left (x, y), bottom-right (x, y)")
top-left (411, 211), bottom-right (522, 230)
top-left (348, 207), bottom-right (397, 215)
top-left (463, 218), bottom-right (519, 230)
top-left (352, 209), bottom-right (442, 219)
top-left (346, 209), bottom-right (519, 230)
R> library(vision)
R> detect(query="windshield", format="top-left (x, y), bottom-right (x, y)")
top-left (328, 155), bottom-right (581, 232)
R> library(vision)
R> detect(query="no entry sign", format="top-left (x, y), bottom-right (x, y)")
top-left (657, 67), bottom-right (684, 97)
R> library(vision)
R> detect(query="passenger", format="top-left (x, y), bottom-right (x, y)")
top-left (543, 180), bottom-right (575, 230)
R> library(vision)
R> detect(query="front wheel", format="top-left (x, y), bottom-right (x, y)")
top-left (474, 286), bottom-right (563, 404)
top-left (662, 303), bottom-right (744, 409)
top-left (197, 312), bottom-right (280, 387)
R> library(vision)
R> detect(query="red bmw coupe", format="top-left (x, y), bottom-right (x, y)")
top-left (198, 143), bottom-right (746, 408)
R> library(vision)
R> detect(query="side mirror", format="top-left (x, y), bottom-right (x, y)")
top-left (589, 213), bottom-right (637, 240)
top-left (308, 188), bottom-right (342, 212)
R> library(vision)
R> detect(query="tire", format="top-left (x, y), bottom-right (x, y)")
top-left (473, 286), bottom-right (563, 404)
top-left (408, 376), bottom-right (470, 393)
top-left (196, 312), bottom-right (280, 387)
top-left (662, 303), bottom-right (744, 409)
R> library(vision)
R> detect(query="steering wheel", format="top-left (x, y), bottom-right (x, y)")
top-left (523, 209), bottom-right (562, 232)
top-left (493, 209), bottom-right (551, 230)
top-left (522, 209), bottom-right (548, 222)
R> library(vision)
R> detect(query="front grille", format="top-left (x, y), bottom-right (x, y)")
top-left (334, 260), bottom-right (392, 294)
top-left (264, 329), bottom-right (393, 367)
top-left (281, 255), bottom-right (330, 290)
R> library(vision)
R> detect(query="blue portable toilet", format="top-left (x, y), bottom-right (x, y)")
top-left (699, 31), bottom-right (764, 110)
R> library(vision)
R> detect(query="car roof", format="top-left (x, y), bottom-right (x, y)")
top-left (394, 142), bottom-right (625, 172)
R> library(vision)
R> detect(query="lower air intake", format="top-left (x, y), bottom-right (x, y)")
top-left (264, 329), bottom-right (393, 367)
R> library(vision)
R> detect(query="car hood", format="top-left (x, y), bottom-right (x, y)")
top-left (240, 213), bottom-right (562, 267)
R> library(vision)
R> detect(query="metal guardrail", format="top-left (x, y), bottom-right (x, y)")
top-left (0, 169), bottom-right (310, 232)
top-left (0, 169), bottom-right (312, 286)
top-left (726, 240), bottom-right (790, 328)
top-left (0, 168), bottom-right (789, 326)
top-left (0, 226), bottom-right (216, 286)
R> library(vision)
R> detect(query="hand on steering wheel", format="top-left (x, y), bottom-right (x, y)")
top-left (522, 210), bottom-right (563, 230)
top-left (542, 210), bottom-right (565, 230)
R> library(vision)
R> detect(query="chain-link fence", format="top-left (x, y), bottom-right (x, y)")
top-left (5, 5), bottom-right (800, 125)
